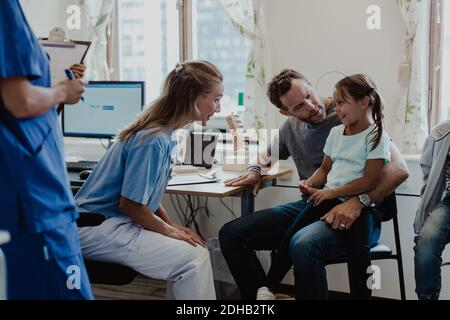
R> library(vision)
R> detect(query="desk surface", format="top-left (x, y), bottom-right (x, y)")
top-left (69, 166), bottom-right (292, 198)
top-left (166, 166), bottom-right (292, 197)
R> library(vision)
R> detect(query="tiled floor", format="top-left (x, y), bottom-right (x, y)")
top-left (92, 275), bottom-right (166, 300)
top-left (92, 275), bottom-right (294, 300)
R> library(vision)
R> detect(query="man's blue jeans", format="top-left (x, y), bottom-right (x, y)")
top-left (219, 198), bottom-right (381, 299)
top-left (414, 201), bottom-right (450, 300)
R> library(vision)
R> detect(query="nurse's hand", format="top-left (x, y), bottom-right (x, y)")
top-left (57, 79), bottom-right (85, 105)
top-left (69, 64), bottom-right (86, 79)
top-left (174, 224), bottom-right (206, 247)
top-left (165, 227), bottom-right (205, 247)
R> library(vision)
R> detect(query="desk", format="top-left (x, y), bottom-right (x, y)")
top-left (0, 231), bottom-right (10, 300)
top-left (166, 167), bottom-right (292, 216)
top-left (69, 166), bottom-right (292, 217)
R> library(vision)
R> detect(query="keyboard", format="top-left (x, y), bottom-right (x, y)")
top-left (66, 160), bottom-right (98, 172)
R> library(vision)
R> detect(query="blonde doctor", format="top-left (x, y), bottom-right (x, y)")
top-left (75, 61), bottom-right (223, 299)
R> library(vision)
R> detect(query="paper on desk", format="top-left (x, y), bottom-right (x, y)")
top-left (39, 40), bottom-right (90, 85)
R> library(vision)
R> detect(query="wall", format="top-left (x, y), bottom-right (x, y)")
top-left (263, 0), bottom-right (406, 134)
top-left (20, 0), bottom-right (89, 40)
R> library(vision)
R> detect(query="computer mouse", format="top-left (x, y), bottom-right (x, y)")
top-left (79, 170), bottom-right (92, 180)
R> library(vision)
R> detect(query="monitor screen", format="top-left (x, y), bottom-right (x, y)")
top-left (62, 81), bottom-right (145, 138)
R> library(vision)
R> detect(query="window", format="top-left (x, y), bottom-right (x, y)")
top-left (117, 0), bottom-right (251, 116)
top-left (118, 0), bottom-right (180, 104)
top-left (191, 0), bottom-right (251, 117)
top-left (439, 3), bottom-right (450, 121)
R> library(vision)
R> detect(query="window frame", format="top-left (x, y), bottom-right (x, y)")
top-left (428, 0), bottom-right (446, 127)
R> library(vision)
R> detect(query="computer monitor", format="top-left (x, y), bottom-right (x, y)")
top-left (178, 131), bottom-right (219, 169)
top-left (62, 81), bottom-right (145, 139)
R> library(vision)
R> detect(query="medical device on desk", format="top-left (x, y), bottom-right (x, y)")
top-left (222, 114), bottom-right (250, 172)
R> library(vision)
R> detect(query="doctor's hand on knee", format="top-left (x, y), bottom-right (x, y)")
top-left (165, 227), bottom-right (205, 247)
top-left (173, 224), bottom-right (206, 247)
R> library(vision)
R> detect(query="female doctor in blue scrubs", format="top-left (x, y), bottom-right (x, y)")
top-left (75, 61), bottom-right (223, 299)
top-left (0, 0), bottom-right (93, 299)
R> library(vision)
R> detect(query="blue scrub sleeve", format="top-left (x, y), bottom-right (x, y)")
top-left (0, 0), bottom-right (44, 80)
top-left (121, 142), bottom-right (165, 206)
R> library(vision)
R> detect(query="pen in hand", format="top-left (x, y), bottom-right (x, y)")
top-left (65, 69), bottom-right (85, 102)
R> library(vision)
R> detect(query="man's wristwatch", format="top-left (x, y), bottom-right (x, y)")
top-left (358, 193), bottom-right (372, 207)
top-left (247, 165), bottom-right (262, 175)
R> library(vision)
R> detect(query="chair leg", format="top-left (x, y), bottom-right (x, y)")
top-left (393, 216), bottom-right (406, 300)
top-left (397, 256), bottom-right (406, 300)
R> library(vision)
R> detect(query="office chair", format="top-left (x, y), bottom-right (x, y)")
top-left (71, 186), bottom-right (138, 286)
top-left (324, 193), bottom-right (406, 300)
top-left (76, 212), bottom-right (138, 286)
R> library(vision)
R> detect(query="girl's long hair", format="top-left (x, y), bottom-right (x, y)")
top-left (118, 60), bottom-right (223, 142)
top-left (335, 74), bottom-right (384, 151)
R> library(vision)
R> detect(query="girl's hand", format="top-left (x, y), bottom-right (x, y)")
top-left (308, 189), bottom-right (337, 206)
top-left (299, 180), bottom-right (313, 195)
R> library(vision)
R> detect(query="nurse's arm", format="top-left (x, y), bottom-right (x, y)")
top-left (119, 196), bottom-right (204, 247)
top-left (155, 205), bottom-right (174, 226)
top-left (0, 77), bottom-right (84, 119)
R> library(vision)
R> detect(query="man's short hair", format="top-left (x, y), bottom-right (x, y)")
top-left (267, 69), bottom-right (310, 109)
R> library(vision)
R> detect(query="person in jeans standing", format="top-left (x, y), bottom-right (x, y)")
top-left (414, 120), bottom-right (450, 300)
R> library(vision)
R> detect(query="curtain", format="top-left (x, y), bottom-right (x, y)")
top-left (81, 0), bottom-right (116, 80)
top-left (429, 0), bottom-right (445, 127)
top-left (218, 0), bottom-right (281, 140)
top-left (392, 0), bottom-right (431, 153)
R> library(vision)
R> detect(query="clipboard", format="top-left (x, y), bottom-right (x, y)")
top-left (38, 28), bottom-right (91, 115)
top-left (39, 38), bottom-right (91, 85)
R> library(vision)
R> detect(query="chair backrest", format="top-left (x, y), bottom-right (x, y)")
top-left (76, 212), bottom-right (106, 227)
top-left (75, 213), bottom-right (137, 285)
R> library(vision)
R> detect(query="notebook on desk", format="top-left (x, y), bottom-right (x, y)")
top-left (167, 174), bottom-right (220, 186)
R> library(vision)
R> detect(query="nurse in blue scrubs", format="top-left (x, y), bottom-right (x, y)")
top-left (0, 0), bottom-right (93, 300)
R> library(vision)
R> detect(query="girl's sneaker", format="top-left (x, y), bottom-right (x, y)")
top-left (256, 287), bottom-right (276, 300)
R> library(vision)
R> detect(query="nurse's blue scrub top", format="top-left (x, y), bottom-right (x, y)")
top-left (75, 129), bottom-right (175, 218)
top-left (0, 0), bottom-right (78, 234)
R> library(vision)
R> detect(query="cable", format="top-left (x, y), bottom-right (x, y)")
top-left (170, 195), bottom-right (184, 225)
top-left (99, 138), bottom-right (109, 150)
top-left (177, 195), bottom-right (189, 226)
top-left (219, 198), bottom-right (237, 219)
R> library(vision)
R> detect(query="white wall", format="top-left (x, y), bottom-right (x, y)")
top-left (20, 0), bottom-right (89, 40)
top-left (263, 0), bottom-right (406, 134)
